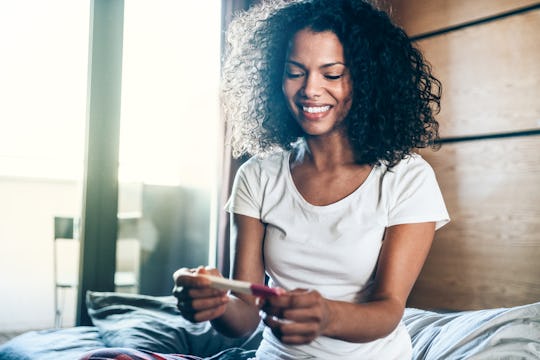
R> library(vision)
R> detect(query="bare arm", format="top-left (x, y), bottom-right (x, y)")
top-left (262, 222), bottom-right (435, 344)
top-left (210, 213), bottom-right (267, 337)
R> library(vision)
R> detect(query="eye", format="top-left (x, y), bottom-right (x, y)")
top-left (285, 71), bottom-right (304, 79)
top-left (324, 74), bottom-right (344, 80)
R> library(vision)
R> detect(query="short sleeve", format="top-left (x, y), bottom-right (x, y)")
top-left (224, 158), bottom-right (263, 219)
top-left (387, 156), bottom-right (450, 230)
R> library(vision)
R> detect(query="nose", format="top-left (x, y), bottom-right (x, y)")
top-left (301, 73), bottom-right (322, 98)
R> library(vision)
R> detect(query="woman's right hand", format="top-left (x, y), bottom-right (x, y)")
top-left (172, 266), bottom-right (229, 323)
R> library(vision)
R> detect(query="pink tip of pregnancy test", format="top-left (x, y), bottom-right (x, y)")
top-left (250, 284), bottom-right (285, 297)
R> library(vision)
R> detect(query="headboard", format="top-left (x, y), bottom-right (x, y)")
top-left (389, 0), bottom-right (540, 310)
top-left (410, 137), bottom-right (540, 310)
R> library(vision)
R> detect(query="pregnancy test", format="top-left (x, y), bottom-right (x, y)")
top-left (201, 275), bottom-right (284, 297)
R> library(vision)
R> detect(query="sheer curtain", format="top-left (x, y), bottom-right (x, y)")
top-left (217, 0), bottom-right (258, 277)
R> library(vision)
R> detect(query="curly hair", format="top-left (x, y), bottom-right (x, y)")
top-left (221, 0), bottom-right (441, 167)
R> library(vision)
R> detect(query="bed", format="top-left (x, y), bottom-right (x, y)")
top-left (1, 291), bottom-right (539, 359)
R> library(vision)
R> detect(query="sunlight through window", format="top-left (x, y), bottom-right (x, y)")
top-left (119, 1), bottom-right (221, 188)
top-left (0, 0), bottom-right (89, 180)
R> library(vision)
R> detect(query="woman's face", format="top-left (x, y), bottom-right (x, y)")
top-left (282, 29), bottom-right (353, 137)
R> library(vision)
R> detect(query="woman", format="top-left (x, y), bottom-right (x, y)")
top-left (174, 0), bottom-right (449, 358)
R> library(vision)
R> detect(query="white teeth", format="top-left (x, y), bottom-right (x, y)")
top-left (303, 105), bottom-right (330, 113)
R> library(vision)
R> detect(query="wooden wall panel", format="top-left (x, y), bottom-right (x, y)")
top-left (415, 10), bottom-right (540, 137)
top-left (391, 0), bottom-right (539, 37)
top-left (408, 136), bottom-right (540, 310)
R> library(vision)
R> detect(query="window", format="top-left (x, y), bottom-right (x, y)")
top-left (0, 0), bottom-right (222, 330)
top-left (0, 0), bottom-right (89, 330)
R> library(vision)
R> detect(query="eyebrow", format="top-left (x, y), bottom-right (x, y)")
top-left (286, 60), bottom-right (346, 69)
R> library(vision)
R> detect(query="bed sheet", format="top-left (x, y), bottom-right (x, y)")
top-left (404, 302), bottom-right (540, 359)
top-left (1, 292), bottom-right (539, 360)
top-left (0, 326), bottom-right (103, 360)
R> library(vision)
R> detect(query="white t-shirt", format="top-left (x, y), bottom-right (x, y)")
top-left (226, 150), bottom-right (450, 360)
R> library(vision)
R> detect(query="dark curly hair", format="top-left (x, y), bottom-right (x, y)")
top-left (222, 0), bottom-right (441, 167)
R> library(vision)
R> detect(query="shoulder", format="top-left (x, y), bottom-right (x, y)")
top-left (384, 153), bottom-right (434, 178)
top-left (231, 150), bottom-right (289, 207)
top-left (237, 150), bottom-right (288, 179)
top-left (377, 153), bottom-right (438, 194)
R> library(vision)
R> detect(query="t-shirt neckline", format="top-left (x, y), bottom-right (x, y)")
top-left (283, 151), bottom-right (377, 212)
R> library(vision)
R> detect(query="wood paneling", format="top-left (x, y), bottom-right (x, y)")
top-left (416, 10), bottom-right (540, 138)
top-left (390, 0), bottom-right (540, 312)
top-left (408, 136), bottom-right (540, 310)
top-left (391, 0), bottom-right (540, 37)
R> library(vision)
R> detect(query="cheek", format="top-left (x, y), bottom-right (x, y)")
top-left (282, 82), bottom-right (298, 106)
top-left (340, 78), bottom-right (353, 102)
top-left (344, 95), bottom-right (353, 116)
top-left (344, 91), bottom-right (353, 109)
top-left (339, 84), bottom-right (353, 110)
top-left (336, 90), bottom-right (353, 119)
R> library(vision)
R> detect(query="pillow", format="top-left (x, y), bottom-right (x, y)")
top-left (403, 302), bottom-right (540, 360)
top-left (0, 327), bottom-right (103, 360)
top-left (86, 291), bottom-right (262, 356)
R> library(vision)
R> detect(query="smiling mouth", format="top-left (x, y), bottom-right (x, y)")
top-left (302, 105), bottom-right (331, 114)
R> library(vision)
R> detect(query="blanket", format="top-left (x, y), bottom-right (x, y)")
top-left (1, 292), bottom-right (538, 359)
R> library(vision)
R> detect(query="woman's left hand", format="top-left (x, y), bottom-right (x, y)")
top-left (261, 289), bottom-right (331, 345)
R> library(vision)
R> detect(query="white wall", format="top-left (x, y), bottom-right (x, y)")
top-left (0, 177), bottom-right (142, 331)
top-left (0, 177), bottom-right (81, 330)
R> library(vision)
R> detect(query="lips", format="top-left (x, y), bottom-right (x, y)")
top-left (298, 103), bottom-right (332, 120)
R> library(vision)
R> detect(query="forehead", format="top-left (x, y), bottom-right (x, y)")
top-left (286, 29), bottom-right (345, 63)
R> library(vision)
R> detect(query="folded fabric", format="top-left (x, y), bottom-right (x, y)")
top-left (3, 292), bottom-right (538, 360)
top-left (404, 302), bottom-right (540, 360)
top-left (80, 347), bottom-right (256, 360)
top-left (86, 291), bottom-right (263, 356)
top-left (0, 327), bottom-right (103, 360)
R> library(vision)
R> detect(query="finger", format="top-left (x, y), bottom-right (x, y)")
top-left (173, 288), bottom-right (229, 305)
top-left (262, 288), bottom-right (310, 309)
top-left (282, 306), bottom-right (324, 323)
top-left (184, 287), bottom-right (227, 299)
top-left (278, 321), bottom-right (319, 345)
top-left (175, 273), bottom-right (212, 288)
top-left (177, 294), bottom-right (229, 314)
top-left (191, 304), bottom-right (228, 322)
top-left (194, 265), bottom-right (207, 275)
top-left (261, 312), bottom-right (285, 338)
top-left (262, 302), bottom-right (322, 330)
top-left (261, 303), bottom-right (283, 319)
top-left (201, 266), bottom-right (222, 276)
top-left (288, 290), bottom-right (321, 308)
top-left (262, 292), bottom-right (292, 310)
top-left (173, 267), bottom-right (195, 281)
top-left (178, 295), bottom-right (228, 322)
top-left (175, 266), bottom-right (227, 288)
top-left (262, 313), bottom-right (316, 345)
top-left (188, 294), bottom-right (229, 312)
top-left (180, 305), bottom-right (223, 323)
top-left (173, 267), bottom-right (199, 286)
top-left (261, 292), bottom-right (295, 319)
top-left (285, 293), bottom-right (329, 326)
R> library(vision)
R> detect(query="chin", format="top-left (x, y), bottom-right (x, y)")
top-left (301, 127), bottom-right (336, 137)
top-left (297, 119), bottom-right (341, 137)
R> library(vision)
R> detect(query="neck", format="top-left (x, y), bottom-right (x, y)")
top-left (293, 133), bottom-right (356, 171)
